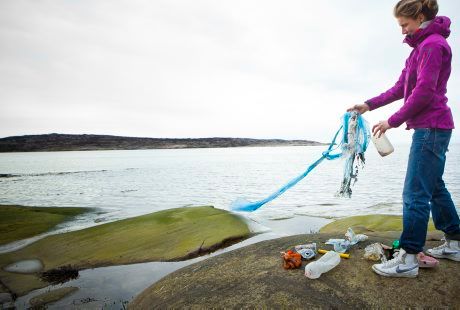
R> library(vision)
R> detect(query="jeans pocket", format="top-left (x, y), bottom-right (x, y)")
top-left (412, 129), bottom-right (431, 151)
top-left (434, 129), bottom-right (452, 156)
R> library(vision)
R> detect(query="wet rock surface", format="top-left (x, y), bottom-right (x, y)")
top-left (0, 292), bottom-right (13, 303)
top-left (29, 287), bottom-right (78, 308)
top-left (0, 292), bottom-right (14, 309)
top-left (131, 233), bottom-right (460, 308)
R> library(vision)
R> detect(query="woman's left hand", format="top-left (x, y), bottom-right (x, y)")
top-left (372, 120), bottom-right (391, 137)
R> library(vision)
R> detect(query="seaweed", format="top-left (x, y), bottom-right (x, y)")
top-left (40, 265), bottom-right (79, 284)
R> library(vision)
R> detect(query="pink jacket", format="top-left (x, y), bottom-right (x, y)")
top-left (366, 16), bottom-right (454, 129)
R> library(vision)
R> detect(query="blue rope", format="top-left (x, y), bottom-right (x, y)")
top-left (231, 112), bottom-right (369, 212)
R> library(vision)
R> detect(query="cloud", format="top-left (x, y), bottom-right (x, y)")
top-left (1, 0), bottom-right (459, 142)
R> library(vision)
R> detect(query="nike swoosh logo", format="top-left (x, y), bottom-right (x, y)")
top-left (396, 265), bottom-right (418, 273)
top-left (442, 249), bottom-right (459, 255)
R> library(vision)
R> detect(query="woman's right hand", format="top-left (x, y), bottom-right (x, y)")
top-left (347, 103), bottom-right (370, 114)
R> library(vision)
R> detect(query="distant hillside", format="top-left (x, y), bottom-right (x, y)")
top-left (0, 134), bottom-right (325, 152)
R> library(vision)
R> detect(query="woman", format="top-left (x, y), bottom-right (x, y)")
top-left (349, 0), bottom-right (460, 278)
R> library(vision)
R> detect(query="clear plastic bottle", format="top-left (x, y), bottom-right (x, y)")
top-left (371, 133), bottom-right (394, 157)
top-left (304, 250), bottom-right (341, 279)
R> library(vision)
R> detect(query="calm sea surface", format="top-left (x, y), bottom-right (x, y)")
top-left (1, 143), bottom-right (459, 233)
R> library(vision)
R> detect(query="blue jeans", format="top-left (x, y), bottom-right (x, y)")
top-left (400, 128), bottom-right (460, 254)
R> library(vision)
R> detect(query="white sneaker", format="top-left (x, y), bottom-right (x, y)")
top-left (372, 249), bottom-right (419, 278)
top-left (427, 239), bottom-right (460, 261)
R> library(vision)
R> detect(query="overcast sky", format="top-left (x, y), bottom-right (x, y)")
top-left (1, 0), bottom-right (459, 143)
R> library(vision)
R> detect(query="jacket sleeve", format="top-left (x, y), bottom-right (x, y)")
top-left (388, 43), bottom-right (443, 128)
top-left (365, 61), bottom-right (407, 111)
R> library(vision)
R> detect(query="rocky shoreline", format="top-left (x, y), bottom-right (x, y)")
top-left (0, 206), bottom-right (250, 301)
top-left (3, 207), bottom-right (457, 308)
top-left (0, 134), bottom-right (325, 152)
top-left (130, 233), bottom-right (459, 308)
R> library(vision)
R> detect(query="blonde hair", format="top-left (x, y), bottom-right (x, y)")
top-left (394, 0), bottom-right (438, 21)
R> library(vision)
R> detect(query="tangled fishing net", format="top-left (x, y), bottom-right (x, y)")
top-left (231, 111), bottom-right (370, 212)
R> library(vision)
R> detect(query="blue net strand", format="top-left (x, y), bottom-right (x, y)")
top-left (231, 111), bottom-right (370, 212)
top-left (336, 112), bottom-right (370, 198)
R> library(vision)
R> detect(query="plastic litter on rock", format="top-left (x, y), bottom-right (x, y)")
top-left (292, 243), bottom-right (317, 260)
top-left (305, 250), bottom-right (341, 279)
top-left (417, 252), bottom-right (439, 268)
top-left (279, 233), bottom-right (439, 283)
top-left (345, 227), bottom-right (368, 244)
top-left (281, 250), bottom-right (302, 269)
top-left (294, 243), bottom-right (317, 252)
top-left (297, 248), bottom-right (316, 260)
top-left (325, 227), bottom-right (368, 253)
top-left (363, 243), bottom-right (386, 262)
top-left (318, 249), bottom-right (350, 259)
top-left (325, 239), bottom-right (350, 253)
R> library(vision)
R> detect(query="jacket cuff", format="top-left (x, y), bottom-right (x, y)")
top-left (387, 116), bottom-right (400, 128)
top-left (364, 100), bottom-right (375, 111)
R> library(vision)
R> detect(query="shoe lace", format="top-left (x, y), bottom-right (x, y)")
top-left (432, 239), bottom-right (449, 251)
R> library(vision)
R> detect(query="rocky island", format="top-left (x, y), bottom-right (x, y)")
top-left (0, 134), bottom-right (325, 152)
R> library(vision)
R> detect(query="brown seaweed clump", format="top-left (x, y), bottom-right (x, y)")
top-left (40, 265), bottom-right (79, 285)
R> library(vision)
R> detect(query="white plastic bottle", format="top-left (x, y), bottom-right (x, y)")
top-left (304, 251), bottom-right (341, 279)
top-left (371, 133), bottom-right (394, 157)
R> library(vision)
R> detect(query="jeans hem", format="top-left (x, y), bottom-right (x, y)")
top-left (445, 232), bottom-right (460, 241)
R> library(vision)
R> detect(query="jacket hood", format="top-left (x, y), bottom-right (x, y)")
top-left (404, 16), bottom-right (451, 47)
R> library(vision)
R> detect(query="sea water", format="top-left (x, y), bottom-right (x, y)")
top-left (1, 143), bottom-right (459, 232)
